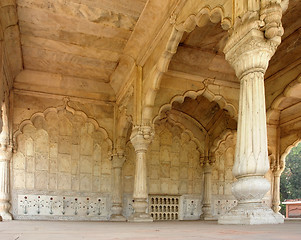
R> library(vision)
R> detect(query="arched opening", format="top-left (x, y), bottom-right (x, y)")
top-left (280, 142), bottom-right (301, 218)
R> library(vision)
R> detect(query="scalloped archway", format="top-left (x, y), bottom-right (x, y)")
top-left (152, 88), bottom-right (237, 125)
top-left (142, 6), bottom-right (233, 123)
top-left (13, 99), bottom-right (113, 153)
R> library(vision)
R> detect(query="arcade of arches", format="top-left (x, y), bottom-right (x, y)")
top-left (0, 0), bottom-right (300, 225)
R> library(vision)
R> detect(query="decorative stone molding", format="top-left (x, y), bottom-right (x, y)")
top-left (175, 6), bottom-right (231, 32)
top-left (219, 6), bottom-right (284, 224)
top-left (260, 2), bottom-right (284, 39)
top-left (153, 89), bottom-right (237, 125)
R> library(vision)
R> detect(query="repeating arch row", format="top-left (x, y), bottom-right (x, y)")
top-left (13, 99), bottom-right (113, 153)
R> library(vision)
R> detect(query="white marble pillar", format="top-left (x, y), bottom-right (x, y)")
top-left (0, 144), bottom-right (12, 221)
top-left (201, 162), bottom-right (214, 220)
top-left (128, 125), bottom-right (153, 222)
top-left (218, 6), bottom-right (284, 225)
top-left (110, 153), bottom-right (126, 221)
top-left (271, 168), bottom-right (283, 213)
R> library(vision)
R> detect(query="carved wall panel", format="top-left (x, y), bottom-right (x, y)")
top-left (123, 120), bottom-right (203, 220)
top-left (147, 121), bottom-right (203, 195)
top-left (179, 195), bottom-right (202, 220)
top-left (123, 121), bottom-right (203, 196)
top-left (12, 104), bottom-right (113, 220)
top-left (211, 131), bottom-right (237, 217)
top-left (16, 194), bottom-right (109, 220)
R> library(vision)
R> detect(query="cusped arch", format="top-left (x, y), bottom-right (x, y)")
top-left (175, 6), bottom-right (231, 32)
top-left (165, 117), bottom-right (204, 156)
top-left (267, 74), bottom-right (301, 125)
top-left (210, 129), bottom-right (237, 155)
top-left (13, 100), bottom-right (113, 154)
top-left (152, 89), bottom-right (237, 124)
top-left (280, 138), bottom-right (301, 170)
top-left (143, 6), bottom-right (232, 123)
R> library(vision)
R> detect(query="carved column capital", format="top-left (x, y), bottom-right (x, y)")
top-left (130, 125), bottom-right (154, 152)
top-left (203, 162), bottom-right (212, 174)
top-left (224, 6), bottom-right (283, 80)
top-left (111, 153), bottom-right (126, 169)
top-left (0, 144), bottom-right (12, 162)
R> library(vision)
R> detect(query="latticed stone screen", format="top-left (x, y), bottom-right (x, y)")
top-left (149, 195), bottom-right (180, 220)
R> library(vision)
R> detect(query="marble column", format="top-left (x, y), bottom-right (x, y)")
top-left (271, 168), bottom-right (283, 213)
top-left (0, 144), bottom-right (13, 221)
top-left (201, 162), bottom-right (214, 220)
top-left (128, 125), bottom-right (153, 222)
top-left (110, 153), bottom-right (126, 221)
top-left (218, 5), bottom-right (284, 224)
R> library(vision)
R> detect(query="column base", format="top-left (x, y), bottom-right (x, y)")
top-left (218, 202), bottom-right (284, 225)
top-left (0, 212), bottom-right (12, 221)
top-left (110, 214), bottom-right (127, 222)
top-left (128, 213), bottom-right (153, 222)
top-left (200, 215), bottom-right (217, 221)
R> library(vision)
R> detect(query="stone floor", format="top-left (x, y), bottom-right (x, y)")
top-left (0, 220), bottom-right (300, 240)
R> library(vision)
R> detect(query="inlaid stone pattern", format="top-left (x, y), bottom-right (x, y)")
top-left (12, 107), bottom-right (112, 220)
top-left (179, 195), bottom-right (202, 220)
top-left (15, 194), bottom-right (108, 220)
top-left (211, 133), bottom-right (236, 218)
top-left (123, 121), bottom-right (203, 196)
top-left (213, 199), bottom-right (237, 216)
top-left (149, 195), bottom-right (180, 221)
top-left (122, 194), bottom-right (134, 218)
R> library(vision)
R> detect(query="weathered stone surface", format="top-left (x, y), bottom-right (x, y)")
top-left (1, 0), bottom-right (299, 225)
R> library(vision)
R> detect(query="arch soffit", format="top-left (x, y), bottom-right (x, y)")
top-left (152, 89), bottom-right (238, 125)
top-left (266, 74), bottom-right (301, 125)
top-left (13, 100), bottom-right (113, 152)
top-left (143, 6), bottom-right (232, 121)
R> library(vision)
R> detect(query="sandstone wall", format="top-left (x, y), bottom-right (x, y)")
top-left (11, 94), bottom-right (114, 220)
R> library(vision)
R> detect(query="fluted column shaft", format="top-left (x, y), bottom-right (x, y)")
top-left (201, 163), bottom-right (213, 220)
top-left (0, 144), bottom-right (12, 221)
top-left (128, 125), bottom-right (153, 222)
top-left (219, 4), bottom-right (284, 224)
top-left (110, 154), bottom-right (126, 221)
top-left (271, 169), bottom-right (282, 213)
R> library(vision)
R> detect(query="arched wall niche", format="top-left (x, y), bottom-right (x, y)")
top-left (11, 99), bottom-right (113, 220)
top-left (142, 6), bottom-right (232, 124)
top-left (122, 118), bottom-right (204, 219)
top-left (209, 129), bottom-right (237, 218)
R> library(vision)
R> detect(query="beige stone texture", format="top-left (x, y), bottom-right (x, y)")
top-left (0, 0), bottom-right (299, 224)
